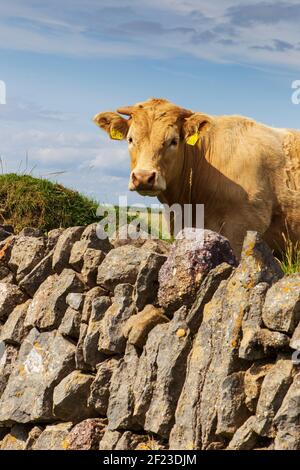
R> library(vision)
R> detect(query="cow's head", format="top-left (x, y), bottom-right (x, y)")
top-left (93, 98), bottom-right (212, 197)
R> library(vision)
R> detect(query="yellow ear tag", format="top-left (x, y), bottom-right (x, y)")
top-left (110, 129), bottom-right (124, 140)
top-left (186, 132), bottom-right (199, 146)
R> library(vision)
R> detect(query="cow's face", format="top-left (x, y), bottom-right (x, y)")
top-left (93, 99), bottom-right (211, 197)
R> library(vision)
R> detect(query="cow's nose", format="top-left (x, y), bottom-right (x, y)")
top-left (132, 170), bottom-right (157, 190)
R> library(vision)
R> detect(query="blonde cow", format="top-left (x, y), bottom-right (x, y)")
top-left (93, 98), bottom-right (300, 256)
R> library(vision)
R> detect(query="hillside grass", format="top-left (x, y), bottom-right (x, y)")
top-left (0, 173), bottom-right (100, 232)
top-left (277, 233), bottom-right (300, 275)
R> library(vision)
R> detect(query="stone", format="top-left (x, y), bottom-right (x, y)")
top-left (110, 223), bottom-right (150, 248)
top-left (0, 328), bottom-right (76, 424)
top-left (97, 245), bottom-right (147, 292)
top-left (0, 300), bottom-right (31, 345)
top-left (24, 426), bottom-right (43, 450)
top-left (19, 251), bottom-right (53, 297)
top-left (134, 252), bottom-right (167, 311)
top-left (9, 235), bottom-right (46, 282)
top-left (227, 416), bottom-right (258, 450)
top-left (115, 431), bottom-right (164, 450)
top-left (25, 269), bottom-right (85, 330)
top-left (82, 286), bottom-right (109, 323)
top-left (0, 283), bottom-right (27, 321)
top-left (158, 228), bottom-right (237, 313)
top-left (0, 227), bottom-right (13, 243)
top-left (52, 226), bottom-right (84, 273)
top-left (216, 371), bottom-right (250, 437)
top-left (0, 265), bottom-right (14, 283)
top-left (88, 357), bottom-right (120, 415)
top-left (66, 418), bottom-right (107, 450)
top-left (83, 296), bottom-right (111, 367)
top-left (32, 422), bottom-right (73, 450)
top-left (107, 344), bottom-right (140, 431)
top-left (81, 248), bottom-right (106, 286)
top-left (69, 223), bottom-right (111, 272)
top-left (98, 284), bottom-right (136, 355)
top-left (75, 323), bottom-right (90, 371)
top-left (0, 424), bottom-right (30, 450)
top-left (263, 274), bottom-right (300, 334)
top-left (53, 371), bottom-right (95, 422)
top-left (66, 292), bottom-right (84, 311)
top-left (58, 307), bottom-right (81, 339)
top-left (123, 305), bottom-right (169, 349)
top-left (244, 362), bottom-right (274, 413)
top-left (290, 321), bottom-right (300, 350)
top-left (0, 343), bottom-right (18, 398)
top-left (254, 355), bottom-right (294, 438)
top-left (46, 228), bottom-right (65, 251)
top-left (169, 232), bottom-right (282, 450)
top-left (18, 227), bottom-right (43, 237)
top-left (99, 429), bottom-right (122, 450)
top-left (133, 307), bottom-right (192, 438)
top-left (239, 328), bottom-right (290, 360)
top-left (273, 372), bottom-right (300, 450)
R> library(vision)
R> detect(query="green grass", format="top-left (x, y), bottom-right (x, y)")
top-left (277, 233), bottom-right (300, 275)
top-left (0, 173), bottom-right (100, 232)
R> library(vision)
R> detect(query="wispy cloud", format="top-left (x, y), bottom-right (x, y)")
top-left (0, 0), bottom-right (300, 67)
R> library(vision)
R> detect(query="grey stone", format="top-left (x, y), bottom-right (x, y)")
top-left (69, 223), bottom-right (111, 272)
top-left (0, 424), bottom-right (30, 450)
top-left (32, 422), bottom-right (73, 450)
top-left (227, 416), bottom-right (258, 450)
top-left (239, 328), bottom-right (290, 360)
top-left (274, 372), bottom-right (300, 450)
top-left (134, 252), bottom-right (167, 311)
top-left (82, 286), bottom-right (109, 323)
top-left (19, 251), bottom-right (53, 297)
top-left (98, 284), bottom-right (136, 355)
top-left (97, 245), bottom-right (146, 292)
top-left (244, 361), bottom-right (274, 413)
top-left (9, 235), bottom-right (46, 282)
top-left (216, 371), bottom-right (250, 438)
top-left (52, 226), bottom-right (84, 273)
top-left (263, 274), bottom-right (300, 334)
top-left (254, 355), bottom-right (294, 438)
top-left (290, 321), bottom-right (300, 350)
top-left (88, 357), bottom-right (120, 415)
top-left (83, 296), bottom-right (111, 367)
top-left (0, 283), bottom-right (27, 321)
top-left (0, 343), bottom-right (18, 398)
top-left (66, 292), bottom-right (84, 311)
top-left (25, 269), bottom-right (85, 330)
top-left (133, 307), bottom-right (192, 438)
top-left (53, 371), bottom-right (95, 422)
top-left (158, 228), bottom-right (237, 313)
top-left (0, 300), bottom-right (31, 345)
top-left (0, 328), bottom-right (76, 424)
top-left (58, 307), bottom-right (81, 339)
top-left (99, 429), bottom-right (122, 450)
top-left (81, 248), bottom-right (105, 286)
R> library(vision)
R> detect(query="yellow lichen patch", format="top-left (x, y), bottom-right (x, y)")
top-left (176, 328), bottom-right (186, 338)
top-left (18, 364), bottom-right (25, 376)
top-left (61, 438), bottom-right (70, 450)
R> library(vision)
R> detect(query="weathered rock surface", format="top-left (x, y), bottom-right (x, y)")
top-left (0, 226), bottom-right (298, 450)
top-left (0, 329), bottom-right (75, 424)
top-left (158, 228), bottom-right (237, 313)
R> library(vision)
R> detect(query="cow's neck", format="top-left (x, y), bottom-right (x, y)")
top-left (159, 135), bottom-right (213, 207)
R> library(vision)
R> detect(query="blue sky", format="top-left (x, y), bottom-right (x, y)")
top-left (0, 0), bottom-right (299, 204)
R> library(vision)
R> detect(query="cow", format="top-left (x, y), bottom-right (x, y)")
top-left (93, 98), bottom-right (300, 257)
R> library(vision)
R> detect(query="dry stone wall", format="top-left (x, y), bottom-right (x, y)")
top-left (0, 224), bottom-right (299, 450)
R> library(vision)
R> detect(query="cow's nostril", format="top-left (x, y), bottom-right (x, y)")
top-left (147, 172), bottom-right (156, 186)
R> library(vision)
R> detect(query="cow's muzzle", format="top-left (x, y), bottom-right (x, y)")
top-left (129, 170), bottom-right (166, 196)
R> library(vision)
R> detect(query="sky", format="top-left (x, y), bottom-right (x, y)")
top-left (0, 0), bottom-right (300, 205)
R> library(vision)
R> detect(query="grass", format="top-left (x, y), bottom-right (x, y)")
top-left (277, 233), bottom-right (300, 275)
top-left (0, 173), bottom-right (100, 232)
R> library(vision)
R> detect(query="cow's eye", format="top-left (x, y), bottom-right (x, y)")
top-left (128, 137), bottom-right (133, 144)
top-left (170, 138), bottom-right (178, 147)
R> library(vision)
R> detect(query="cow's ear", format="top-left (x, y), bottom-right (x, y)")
top-left (93, 112), bottom-right (129, 140)
top-left (183, 113), bottom-right (212, 146)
